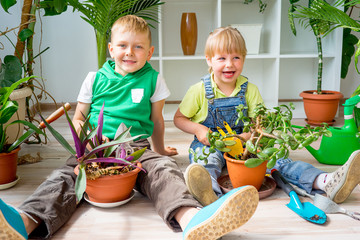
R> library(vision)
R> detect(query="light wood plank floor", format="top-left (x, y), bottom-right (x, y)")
top-left (1, 108), bottom-right (359, 240)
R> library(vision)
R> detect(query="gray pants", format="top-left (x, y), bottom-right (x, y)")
top-left (19, 139), bottom-right (201, 239)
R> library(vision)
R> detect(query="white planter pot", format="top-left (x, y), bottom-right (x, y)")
top-left (6, 87), bottom-right (33, 144)
top-left (231, 24), bottom-right (262, 54)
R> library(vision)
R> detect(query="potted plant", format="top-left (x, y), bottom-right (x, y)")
top-left (0, 77), bottom-right (45, 186)
top-left (290, 0), bottom-right (360, 128)
top-left (0, 55), bottom-right (33, 143)
top-left (191, 103), bottom-right (331, 190)
top-left (41, 103), bottom-right (146, 203)
top-left (40, 0), bottom-right (164, 68)
top-left (1, 0), bottom-right (55, 144)
top-left (288, 0), bottom-right (344, 125)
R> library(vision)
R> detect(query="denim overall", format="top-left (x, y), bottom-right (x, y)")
top-left (189, 75), bottom-right (325, 197)
top-left (189, 74), bottom-right (248, 196)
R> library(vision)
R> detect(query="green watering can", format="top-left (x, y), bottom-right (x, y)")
top-left (294, 95), bottom-right (360, 165)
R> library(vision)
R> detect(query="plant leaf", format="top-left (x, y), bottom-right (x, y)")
top-left (75, 165), bottom-right (87, 203)
top-left (245, 158), bottom-right (264, 168)
top-left (39, 114), bottom-right (76, 156)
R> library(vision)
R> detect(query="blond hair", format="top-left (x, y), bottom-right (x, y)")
top-left (205, 27), bottom-right (247, 72)
top-left (111, 15), bottom-right (152, 44)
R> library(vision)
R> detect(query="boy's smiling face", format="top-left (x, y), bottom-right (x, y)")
top-left (206, 52), bottom-right (244, 86)
top-left (109, 28), bottom-right (154, 76)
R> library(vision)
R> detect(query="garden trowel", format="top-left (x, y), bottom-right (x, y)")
top-left (271, 169), bottom-right (327, 224)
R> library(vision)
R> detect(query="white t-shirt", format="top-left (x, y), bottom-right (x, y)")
top-left (77, 72), bottom-right (170, 103)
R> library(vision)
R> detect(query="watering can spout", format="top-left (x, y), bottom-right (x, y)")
top-left (305, 145), bottom-right (320, 160)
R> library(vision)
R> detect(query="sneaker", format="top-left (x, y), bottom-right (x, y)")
top-left (324, 150), bottom-right (360, 203)
top-left (0, 199), bottom-right (27, 240)
top-left (184, 164), bottom-right (218, 206)
top-left (183, 185), bottom-right (258, 240)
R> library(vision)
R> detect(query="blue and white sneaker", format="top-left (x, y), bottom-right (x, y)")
top-left (0, 198), bottom-right (28, 240)
top-left (183, 185), bottom-right (258, 240)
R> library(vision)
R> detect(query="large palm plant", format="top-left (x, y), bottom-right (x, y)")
top-left (41, 0), bottom-right (164, 68)
top-left (291, 0), bottom-right (360, 73)
top-left (291, 0), bottom-right (360, 125)
top-left (288, 0), bottom-right (334, 94)
top-left (289, 0), bottom-right (360, 93)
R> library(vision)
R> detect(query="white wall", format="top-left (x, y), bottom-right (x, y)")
top-left (1, 6), bottom-right (97, 103)
top-left (1, 4), bottom-right (359, 103)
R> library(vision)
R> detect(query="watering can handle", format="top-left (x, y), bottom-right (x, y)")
top-left (271, 169), bottom-right (294, 196)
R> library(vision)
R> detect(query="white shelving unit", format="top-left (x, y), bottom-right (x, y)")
top-left (149, 0), bottom-right (343, 120)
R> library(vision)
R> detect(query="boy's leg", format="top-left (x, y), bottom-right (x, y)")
top-left (183, 185), bottom-right (259, 240)
top-left (267, 157), bottom-right (324, 194)
top-left (133, 139), bottom-right (202, 232)
top-left (189, 141), bottom-right (225, 197)
top-left (16, 155), bottom-right (78, 239)
top-left (324, 150), bottom-right (360, 203)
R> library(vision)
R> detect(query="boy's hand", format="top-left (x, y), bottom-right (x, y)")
top-left (195, 125), bottom-right (210, 146)
top-left (163, 146), bottom-right (178, 156)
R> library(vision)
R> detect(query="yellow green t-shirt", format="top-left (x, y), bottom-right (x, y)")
top-left (179, 74), bottom-right (264, 123)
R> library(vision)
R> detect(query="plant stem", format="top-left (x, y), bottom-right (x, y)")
top-left (14, 0), bottom-right (32, 60)
top-left (96, 32), bottom-right (108, 69)
top-left (315, 29), bottom-right (323, 94)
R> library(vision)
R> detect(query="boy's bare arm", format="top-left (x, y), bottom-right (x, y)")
top-left (72, 102), bottom-right (91, 135)
top-left (173, 108), bottom-right (210, 146)
top-left (151, 100), bottom-right (178, 156)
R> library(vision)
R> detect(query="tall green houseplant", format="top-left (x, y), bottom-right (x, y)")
top-left (288, 0), bottom-right (335, 94)
top-left (291, 0), bottom-right (360, 76)
top-left (41, 0), bottom-right (164, 69)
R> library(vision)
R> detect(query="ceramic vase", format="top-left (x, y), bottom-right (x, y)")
top-left (180, 12), bottom-right (197, 55)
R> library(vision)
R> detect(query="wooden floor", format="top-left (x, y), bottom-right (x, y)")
top-left (1, 108), bottom-right (360, 240)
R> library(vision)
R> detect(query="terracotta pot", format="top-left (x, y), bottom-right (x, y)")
top-left (0, 147), bottom-right (20, 185)
top-left (180, 12), bottom-right (197, 55)
top-left (300, 90), bottom-right (343, 126)
top-left (76, 162), bottom-right (142, 203)
top-left (224, 152), bottom-right (267, 190)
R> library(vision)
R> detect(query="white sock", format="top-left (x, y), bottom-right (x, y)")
top-left (313, 173), bottom-right (333, 190)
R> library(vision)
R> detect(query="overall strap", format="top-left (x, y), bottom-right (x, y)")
top-left (201, 74), bottom-right (215, 100)
top-left (236, 76), bottom-right (248, 97)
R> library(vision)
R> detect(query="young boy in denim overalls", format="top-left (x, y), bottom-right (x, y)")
top-left (174, 26), bottom-right (360, 207)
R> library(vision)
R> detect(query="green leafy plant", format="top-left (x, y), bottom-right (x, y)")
top-left (191, 103), bottom-right (332, 169)
top-left (290, 0), bottom-right (360, 80)
top-left (40, 0), bottom-right (164, 68)
top-left (41, 102), bottom-right (146, 202)
top-left (0, 77), bottom-right (45, 153)
top-left (243, 0), bottom-right (268, 13)
top-left (288, 0), bottom-right (337, 94)
top-left (289, 0), bottom-right (360, 127)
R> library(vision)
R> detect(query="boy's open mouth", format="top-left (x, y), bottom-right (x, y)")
top-left (223, 71), bottom-right (235, 78)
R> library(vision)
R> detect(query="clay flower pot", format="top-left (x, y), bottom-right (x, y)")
top-left (75, 162), bottom-right (142, 203)
top-left (0, 147), bottom-right (20, 185)
top-left (224, 152), bottom-right (267, 190)
top-left (300, 90), bottom-right (343, 126)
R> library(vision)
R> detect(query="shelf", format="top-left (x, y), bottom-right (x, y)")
top-left (155, 0), bottom-right (342, 119)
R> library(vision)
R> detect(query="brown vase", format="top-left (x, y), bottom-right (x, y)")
top-left (180, 12), bottom-right (197, 55)
top-left (224, 152), bottom-right (267, 190)
top-left (76, 162), bottom-right (142, 203)
top-left (0, 147), bottom-right (20, 185)
top-left (300, 90), bottom-right (343, 126)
